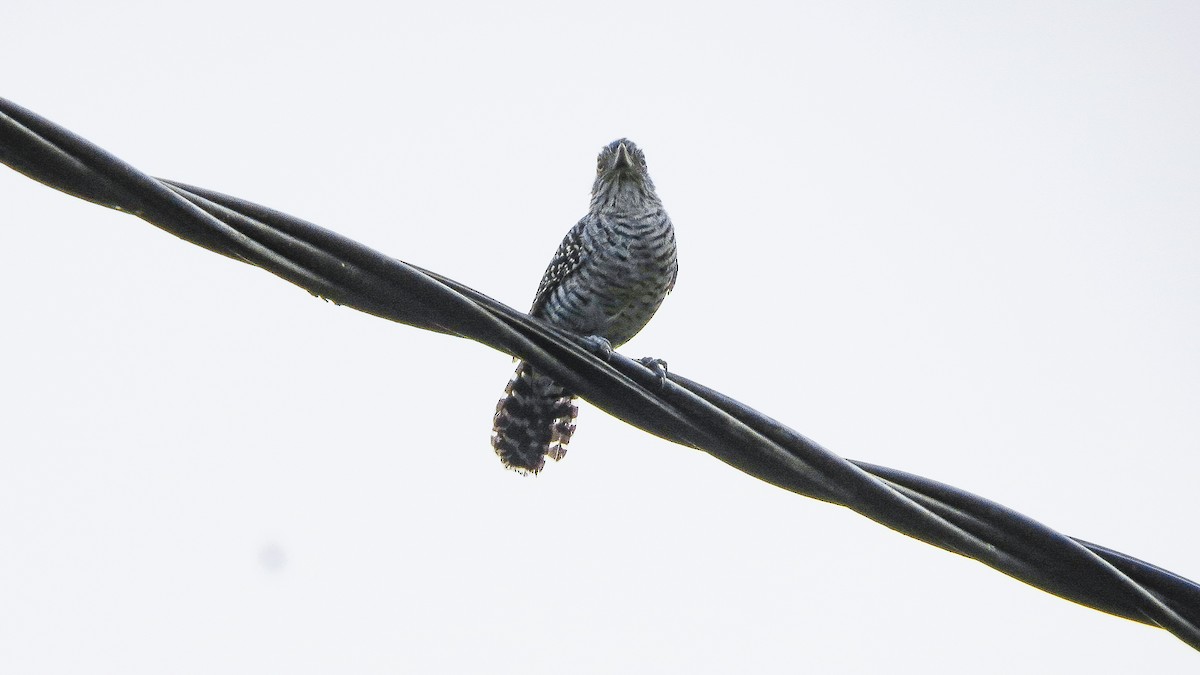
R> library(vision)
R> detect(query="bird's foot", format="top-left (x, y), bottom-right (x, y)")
top-left (637, 356), bottom-right (670, 391)
top-left (581, 335), bottom-right (614, 360)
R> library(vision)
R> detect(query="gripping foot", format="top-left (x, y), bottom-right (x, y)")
top-left (581, 335), bottom-right (614, 360)
top-left (637, 356), bottom-right (670, 390)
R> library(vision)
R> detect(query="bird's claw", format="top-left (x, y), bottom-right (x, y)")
top-left (637, 356), bottom-right (670, 391)
top-left (581, 335), bottom-right (614, 361)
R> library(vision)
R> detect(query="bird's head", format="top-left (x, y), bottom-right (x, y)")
top-left (590, 139), bottom-right (658, 211)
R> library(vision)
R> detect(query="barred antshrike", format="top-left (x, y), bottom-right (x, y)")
top-left (491, 139), bottom-right (678, 473)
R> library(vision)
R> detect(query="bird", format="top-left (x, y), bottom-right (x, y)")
top-left (491, 139), bottom-right (678, 474)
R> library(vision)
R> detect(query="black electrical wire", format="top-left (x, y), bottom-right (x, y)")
top-left (2, 96), bottom-right (1196, 651)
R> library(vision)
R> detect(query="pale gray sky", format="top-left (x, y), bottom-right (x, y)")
top-left (2, 2), bottom-right (1199, 672)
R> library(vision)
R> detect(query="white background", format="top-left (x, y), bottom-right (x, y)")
top-left (2, 2), bottom-right (1198, 672)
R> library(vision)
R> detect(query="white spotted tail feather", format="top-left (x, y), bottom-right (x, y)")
top-left (491, 362), bottom-right (578, 474)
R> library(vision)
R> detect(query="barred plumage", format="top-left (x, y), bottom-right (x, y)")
top-left (491, 139), bottom-right (678, 473)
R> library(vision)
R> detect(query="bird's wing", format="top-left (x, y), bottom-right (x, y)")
top-left (529, 216), bottom-right (588, 317)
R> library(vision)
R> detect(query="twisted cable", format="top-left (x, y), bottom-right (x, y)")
top-left (2, 97), bottom-right (1196, 651)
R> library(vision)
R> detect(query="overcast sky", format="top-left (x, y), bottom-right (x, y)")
top-left (3, 2), bottom-right (1199, 672)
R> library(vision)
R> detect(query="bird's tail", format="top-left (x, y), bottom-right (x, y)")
top-left (491, 361), bottom-right (577, 474)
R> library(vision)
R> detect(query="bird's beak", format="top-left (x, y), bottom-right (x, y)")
top-left (615, 142), bottom-right (635, 169)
